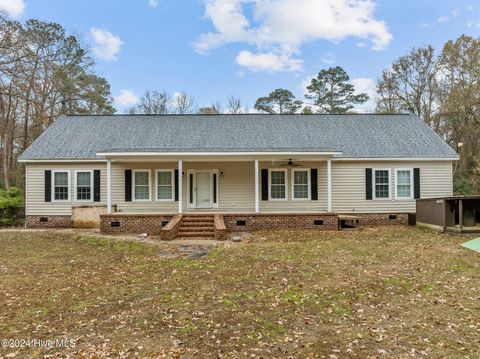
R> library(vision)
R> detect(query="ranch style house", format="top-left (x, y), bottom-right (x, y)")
top-left (18, 114), bottom-right (459, 240)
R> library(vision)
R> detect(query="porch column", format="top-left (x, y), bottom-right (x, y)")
top-left (254, 159), bottom-right (259, 213)
top-left (107, 159), bottom-right (112, 214)
top-left (178, 160), bottom-right (183, 213)
top-left (327, 159), bottom-right (332, 213)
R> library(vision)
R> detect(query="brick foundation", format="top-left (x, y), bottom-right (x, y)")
top-left (100, 214), bottom-right (173, 236)
top-left (26, 215), bottom-right (72, 228)
top-left (224, 213), bottom-right (339, 231)
top-left (355, 213), bottom-right (409, 227)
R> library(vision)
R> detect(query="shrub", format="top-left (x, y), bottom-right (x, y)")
top-left (0, 187), bottom-right (24, 226)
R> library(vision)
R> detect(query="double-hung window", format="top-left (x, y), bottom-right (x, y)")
top-left (269, 169), bottom-right (287, 200)
top-left (53, 170), bottom-right (69, 201)
top-left (156, 170), bottom-right (174, 201)
top-left (292, 169), bottom-right (310, 200)
top-left (134, 170), bottom-right (151, 201)
top-left (373, 169), bottom-right (390, 199)
top-left (396, 169), bottom-right (413, 199)
top-left (75, 170), bottom-right (93, 201)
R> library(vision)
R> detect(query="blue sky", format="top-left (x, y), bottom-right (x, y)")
top-left (3, 0), bottom-right (479, 112)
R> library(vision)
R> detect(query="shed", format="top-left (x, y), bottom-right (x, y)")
top-left (416, 196), bottom-right (480, 233)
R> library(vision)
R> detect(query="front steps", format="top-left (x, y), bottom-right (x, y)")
top-left (176, 215), bottom-right (215, 240)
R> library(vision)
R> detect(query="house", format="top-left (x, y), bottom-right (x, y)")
top-left (18, 114), bottom-right (458, 239)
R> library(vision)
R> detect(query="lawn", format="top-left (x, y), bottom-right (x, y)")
top-left (0, 227), bottom-right (479, 358)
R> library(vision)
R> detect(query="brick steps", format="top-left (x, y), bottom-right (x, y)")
top-left (176, 215), bottom-right (215, 240)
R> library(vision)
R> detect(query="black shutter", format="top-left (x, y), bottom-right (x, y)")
top-left (93, 170), bottom-right (101, 202)
top-left (174, 170), bottom-right (179, 202)
top-left (189, 173), bottom-right (194, 204)
top-left (414, 168), bottom-right (421, 199)
top-left (213, 173), bottom-right (217, 204)
top-left (311, 169), bottom-right (318, 200)
top-left (261, 169), bottom-right (269, 201)
top-left (125, 169), bottom-right (132, 202)
top-left (45, 170), bottom-right (51, 202)
top-left (366, 168), bottom-right (373, 200)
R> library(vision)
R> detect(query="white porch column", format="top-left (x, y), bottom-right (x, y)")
top-left (178, 160), bottom-right (183, 213)
top-left (327, 159), bottom-right (332, 213)
top-left (254, 159), bottom-right (260, 213)
top-left (107, 159), bottom-right (112, 214)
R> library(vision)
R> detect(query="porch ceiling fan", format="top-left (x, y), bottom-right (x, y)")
top-left (280, 159), bottom-right (303, 167)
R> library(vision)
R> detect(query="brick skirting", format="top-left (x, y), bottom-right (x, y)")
top-left (26, 215), bottom-right (72, 228)
top-left (356, 213), bottom-right (409, 227)
top-left (100, 214), bottom-right (173, 236)
top-left (224, 213), bottom-right (339, 231)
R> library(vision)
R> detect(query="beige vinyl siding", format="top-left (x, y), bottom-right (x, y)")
top-left (25, 159), bottom-right (454, 216)
top-left (260, 161), bottom-right (328, 212)
top-left (26, 163), bottom-right (107, 216)
top-left (331, 160), bottom-right (453, 213)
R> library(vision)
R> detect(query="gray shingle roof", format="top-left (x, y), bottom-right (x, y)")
top-left (18, 114), bottom-right (458, 160)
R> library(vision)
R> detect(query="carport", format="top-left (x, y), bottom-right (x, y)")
top-left (416, 196), bottom-right (480, 233)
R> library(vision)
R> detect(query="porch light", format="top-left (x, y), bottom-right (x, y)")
top-left (220, 171), bottom-right (224, 177)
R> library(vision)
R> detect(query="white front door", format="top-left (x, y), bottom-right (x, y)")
top-left (195, 171), bottom-right (211, 208)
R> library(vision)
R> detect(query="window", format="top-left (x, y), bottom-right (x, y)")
top-left (292, 169), bottom-right (310, 200)
top-left (396, 169), bottom-right (413, 199)
top-left (134, 170), bottom-right (150, 201)
top-left (373, 169), bottom-right (390, 199)
top-left (156, 170), bottom-right (174, 201)
top-left (75, 170), bottom-right (93, 201)
top-left (269, 169), bottom-right (287, 200)
top-left (53, 170), bottom-right (69, 201)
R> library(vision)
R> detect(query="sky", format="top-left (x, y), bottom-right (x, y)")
top-left (1, 0), bottom-right (479, 113)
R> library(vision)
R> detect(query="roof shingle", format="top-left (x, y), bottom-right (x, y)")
top-left (18, 114), bottom-right (458, 160)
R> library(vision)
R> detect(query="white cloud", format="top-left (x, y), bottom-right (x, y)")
top-left (148, 0), bottom-right (158, 8)
top-left (114, 90), bottom-right (140, 107)
top-left (351, 77), bottom-right (376, 113)
top-left (236, 50), bottom-right (302, 72)
top-left (422, 8), bottom-right (461, 27)
top-left (321, 52), bottom-right (335, 65)
top-left (0, 0), bottom-right (25, 18)
top-left (90, 27), bottom-right (123, 61)
top-left (196, 0), bottom-right (392, 72)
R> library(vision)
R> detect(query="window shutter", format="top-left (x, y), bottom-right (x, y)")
top-left (414, 168), bottom-right (421, 199)
top-left (311, 169), bottom-right (318, 200)
top-left (366, 168), bottom-right (373, 200)
top-left (174, 170), bottom-right (179, 202)
top-left (125, 169), bottom-right (132, 202)
top-left (45, 170), bottom-right (51, 202)
top-left (261, 169), bottom-right (269, 201)
top-left (93, 170), bottom-right (101, 202)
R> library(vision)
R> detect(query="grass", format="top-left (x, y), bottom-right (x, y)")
top-left (0, 227), bottom-right (479, 358)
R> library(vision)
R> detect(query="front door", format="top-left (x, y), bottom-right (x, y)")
top-left (195, 171), bottom-right (211, 208)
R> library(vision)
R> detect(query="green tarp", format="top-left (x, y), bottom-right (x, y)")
top-left (461, 238), bottom-right (480, 253)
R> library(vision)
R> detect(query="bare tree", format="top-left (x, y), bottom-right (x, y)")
top-left (173, 92), bottom-right (195, 114)
top-left (227, 96), bottom-right (242, 114)
top-left (198, 101), bottom-right (222, 115)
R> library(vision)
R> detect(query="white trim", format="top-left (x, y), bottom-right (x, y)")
top-left (254, 160), bottom-right (259, 213)
top-left (132, 169), bottom-right (151, 202)
top-left (19, 159), bottom-right (108, 163)
top-left (107, 160), bottom-right (112, 214)
top-left (186, 169), bottom-right (219, 209)
top-left (187, 170), bottom-right (194, 209)
top-left (74, 170), bottom-right (94, 202)
top-left (268, 168), bottom-right (288, 201)
top-left (327, 159), bottom-right (332, 212)
top-left (211, 169), bottom-right (219, 209)
top-left (155, 169), bottom-right (175, 202)
top-left (372, 168), bottom-right (391, 200)
top-left (333, 157), bottom-right (458, 161)
top-left (395, 168), bottom-right (414, 200)
top-left (96, 151), bottom-right (342, 157)
top-left (178, 160), bottom-right (183, 213)
top-left (291, 168), bottom-right (311, 200)
top-left (51, 170), bottom-right (70, 202)
top-left (24, 164), bottom-right (28, 219)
